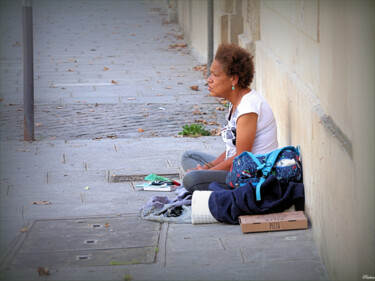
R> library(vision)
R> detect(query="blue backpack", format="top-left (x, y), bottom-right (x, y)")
top-left (226, 146), bottom-right (302, 201)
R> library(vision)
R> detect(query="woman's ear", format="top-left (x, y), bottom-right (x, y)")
top-left (230, 75), bottom-right (239, 86)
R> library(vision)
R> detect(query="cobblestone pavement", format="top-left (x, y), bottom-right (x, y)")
top-left (0, 101), bottom-right (226, 141)
top-left (0, 0), bottom-right (226, 141)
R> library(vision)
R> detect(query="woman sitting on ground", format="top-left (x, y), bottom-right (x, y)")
top-left (181, 43), bottom-right (278, 192)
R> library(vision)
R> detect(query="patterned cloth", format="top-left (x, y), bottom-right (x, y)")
top-left (139, 186), bottom-right (193, 224)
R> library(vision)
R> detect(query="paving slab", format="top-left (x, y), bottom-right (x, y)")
top-left (8, 216), bottom-right (159, 269)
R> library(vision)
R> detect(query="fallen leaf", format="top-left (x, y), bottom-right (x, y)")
top-left (138, 128), bottom-right (144, 132)
top-left (193, 64), bottom-right (207, 72)
top-left (169, 43), bottom-right (187, 49)
top-left (105, 222), bottom-right (109, 228)
top-left (195, 119), bottom-right (208, 124)
top-left (216, 107), bottom-right (225, 111)
top-left (190, 85), bottom-right (199, 91)
top-left (35, 123), bottom-right (43, 127)
top-left (111, 80), bottom-right (118, 84)
top-left (166, 32), bottom-right (184, 40)
top-left (31, 201), bottom-right (51, 205)
top-left (106, 135), bottom-right (117, 139)
top-left (165, 86), bottom-right (171, 89)
top-left (218, 99), bottom-right (228, 106)
top-left (211, 127), bottom-right (221, 136)
top-left (193, 64), bottom-right (208, 77)
top-left (193, 107), bottom-right (206, 115)
top-left (0, 98), bottom-right (3, 102)
top-left (103, 67), bottom-right (109, 71)
top-left (20, 227), bottom-right (28, 233)
top-left (37, 267), bottom-right (50, 276)
top-left (66, 69), bottom-right (74, 72)
top-left (15, 149), bottom-right (30, 152)
top-left (209, 122), bottom-right (219, 125)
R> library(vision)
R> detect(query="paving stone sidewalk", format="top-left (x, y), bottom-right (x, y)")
top-left (0, 0), bottom-right (225, 141)
top-left (0, 1), bottom-right (329, 280)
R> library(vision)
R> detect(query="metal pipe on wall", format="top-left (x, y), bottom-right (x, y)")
top-left (22, 0), bottom-right (35, 141)
top-left (207, 0), bottom-right (213, 78)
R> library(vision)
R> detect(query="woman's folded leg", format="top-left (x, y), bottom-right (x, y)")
top-left (183, 169), bottom-right (229, 192)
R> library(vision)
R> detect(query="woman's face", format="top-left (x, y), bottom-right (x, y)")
top-left (207, 59), bottom-right (232, 99)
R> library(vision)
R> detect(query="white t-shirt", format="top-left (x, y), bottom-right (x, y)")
top-left (221, 89), bottom-right (278, 158)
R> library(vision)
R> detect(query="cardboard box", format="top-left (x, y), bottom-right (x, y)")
top-left (239, 211), bottom-right (308, 233)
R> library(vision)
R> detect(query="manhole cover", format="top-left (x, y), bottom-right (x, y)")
top-left (7, 216), bottom-right (160, 268)
top-left (109, 172), bottom-right (181, 183)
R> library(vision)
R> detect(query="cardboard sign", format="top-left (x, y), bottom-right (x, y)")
top-left (239, 211), bottom-right (308, 233)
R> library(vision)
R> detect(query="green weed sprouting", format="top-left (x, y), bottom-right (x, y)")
top-left (178, 124), bottom-right (211, 137)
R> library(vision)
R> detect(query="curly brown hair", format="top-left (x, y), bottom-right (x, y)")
top-left (214, 43), bottom-right (254, 88)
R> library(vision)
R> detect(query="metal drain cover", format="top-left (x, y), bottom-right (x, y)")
top-left (8, 216), bottom-right (160, 268)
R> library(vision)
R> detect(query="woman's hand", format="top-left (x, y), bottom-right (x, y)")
top-left (187, 163), bottom-right (210, 172)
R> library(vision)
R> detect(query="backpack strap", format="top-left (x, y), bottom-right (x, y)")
top-left (254, 146), bottom-right (299, 201)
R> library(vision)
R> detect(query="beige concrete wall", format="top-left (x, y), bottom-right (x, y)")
top-left (256, 0), bottom-right (375, 279)
top-left (177, 0), bottom-right (207, 63)
top-left (190, 0), bottom-right (208, 61)
top-left (177, 1), bottom-right (191, 43)
top-left (238, 0), bottom-right (260, 53)
top-left (176, 0), bottom-right (244, 62)
top-left (175, 0), bottom-right (374, 279)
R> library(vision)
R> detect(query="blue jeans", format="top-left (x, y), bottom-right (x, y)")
top-left (181, 150), bottom-right (229, 192)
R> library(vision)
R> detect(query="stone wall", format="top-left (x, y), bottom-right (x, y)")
top-left (174, 0), bottom-right (375, 279)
